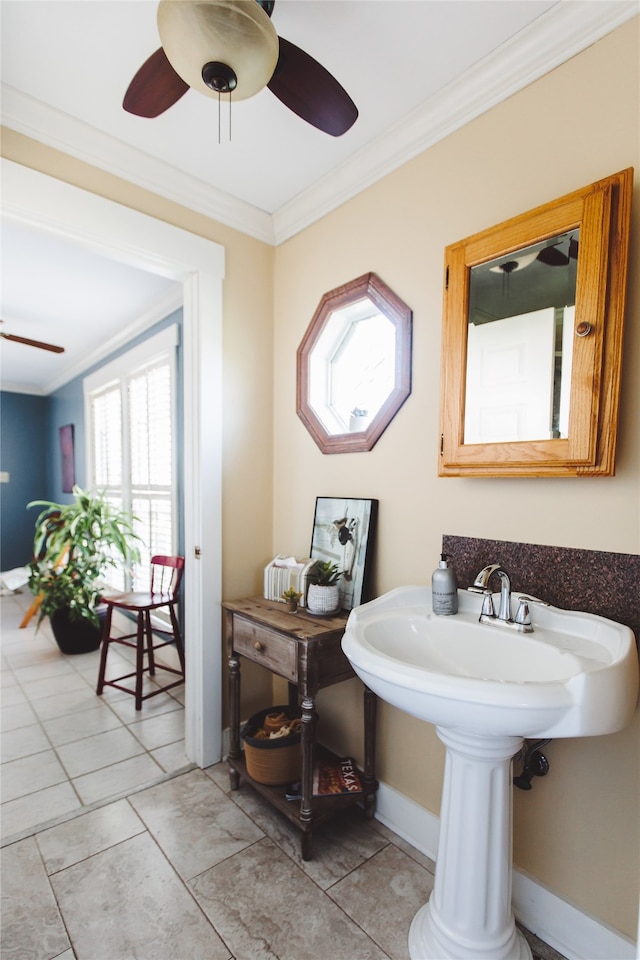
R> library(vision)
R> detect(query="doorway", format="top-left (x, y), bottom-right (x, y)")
top-left (1, 158), bottom-right (224, 767)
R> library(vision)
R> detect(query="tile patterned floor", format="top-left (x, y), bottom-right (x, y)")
top-left (1, 590), bottom-right (567, 960)
top-left (1, 590), bottom-right (188, 843)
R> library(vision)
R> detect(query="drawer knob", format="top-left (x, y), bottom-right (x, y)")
top-left (254, 640), bottom-right (265, 652)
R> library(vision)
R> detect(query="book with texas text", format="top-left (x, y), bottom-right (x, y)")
top-left (312, 757), bottom-right (362, 796)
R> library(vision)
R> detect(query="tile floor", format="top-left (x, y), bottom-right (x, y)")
top-left (1, 590), bottom-right (566, 960)
top-left (1, 589), bottom-right (189, 843)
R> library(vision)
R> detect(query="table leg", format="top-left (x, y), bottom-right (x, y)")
top-left (363, 685), bottom-right (377, 819)
top-left (228, 655), bottom-right (241, 790)
top-left (301, 831), bottom-right (313, 861)
top-left (299, 693), bottom-right (316, 859)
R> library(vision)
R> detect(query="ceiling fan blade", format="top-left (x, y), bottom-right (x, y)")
top-left (0, 332), bottom-right (65, 354)
top-left (123, 47), bottom-right (190, 118)
top-left (267, 36), bottom-right (358, 137)
top-left (537, 244), bottom-right (570, 267)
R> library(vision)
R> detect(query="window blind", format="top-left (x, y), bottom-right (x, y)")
top-left (85, 330), bottom-right (177, 595)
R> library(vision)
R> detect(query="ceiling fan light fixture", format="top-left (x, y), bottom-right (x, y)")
top-left (202, 61), bottom-right (237, 93)
top-left (157, 0), bottom-right (279, 102)
top-left (489, 251), bottom-right (538, 274)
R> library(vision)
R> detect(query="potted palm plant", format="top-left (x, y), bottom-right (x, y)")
top-left (27, 485), bottom-right (140, 654)
top-left (306, 560), bottom-right (342, 616)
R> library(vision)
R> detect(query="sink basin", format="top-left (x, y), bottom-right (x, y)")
top-left (342, 585), bottom-right (638, 738)
top-left (342, 585), bottom-right (639, 960)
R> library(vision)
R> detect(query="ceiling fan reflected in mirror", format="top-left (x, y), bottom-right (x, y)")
top-left (124, 0), bottom-right (358, 137)
top-left (489, 233), bottom-right (579, 275)
top-left (0, 323), bottom-right (65, 354)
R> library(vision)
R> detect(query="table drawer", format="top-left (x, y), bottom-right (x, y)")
top-left (233, 618), bottom-right (297, 682)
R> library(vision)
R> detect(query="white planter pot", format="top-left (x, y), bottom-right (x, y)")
top-left (306, 584), bottom-right (340, 616)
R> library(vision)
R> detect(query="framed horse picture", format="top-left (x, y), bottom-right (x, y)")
top-left (310, 497), bottom-right (378, 611)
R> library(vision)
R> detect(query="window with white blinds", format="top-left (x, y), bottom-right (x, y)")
top-left (84, 326), bottom-right (178, 593)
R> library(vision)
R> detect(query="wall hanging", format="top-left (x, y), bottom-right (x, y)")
top-left (309, 497), bottom-right (377, 611)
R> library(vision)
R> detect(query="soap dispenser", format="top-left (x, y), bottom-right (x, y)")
top-left (432, 554), bottom-right (458, 616)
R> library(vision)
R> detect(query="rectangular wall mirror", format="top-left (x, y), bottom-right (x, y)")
top-left (439, 169), bottom-right (633, 477)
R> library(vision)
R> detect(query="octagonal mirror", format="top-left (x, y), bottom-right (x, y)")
top-left (297, 273), bottom-right (412, 453)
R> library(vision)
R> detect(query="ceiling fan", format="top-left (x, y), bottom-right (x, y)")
top-left (123, 0), bottom-right (358, 137)
top-left (0, 323), bottom-right (65, 354)
top-left (490, 235), bottom-right (579, 275)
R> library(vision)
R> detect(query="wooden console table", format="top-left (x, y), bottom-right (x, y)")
top-left (223, 597), bottom-right (377, 860)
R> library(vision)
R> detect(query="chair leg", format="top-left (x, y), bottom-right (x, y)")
top-left (135, 613), bottom-right (145, 711)
top-left (144, 610), bottom-right (156, 676)
top-left (96, 606), bottom-right (114, 695)
top-left (169, 603), bottom-right (186, 676)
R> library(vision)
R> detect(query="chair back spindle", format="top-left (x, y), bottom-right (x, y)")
top-left (150, 554), bottom-right (184, 599)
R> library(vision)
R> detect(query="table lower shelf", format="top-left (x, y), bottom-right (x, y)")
top-left (228, 745), bottom-right (377, 835)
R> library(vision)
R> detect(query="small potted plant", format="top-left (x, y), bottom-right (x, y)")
top-left (281, 588), bottom-right (302, 613)
top-left (27, 485), bottom-right (140, 654)
top-left (306, 560), bottom-right (342, 616)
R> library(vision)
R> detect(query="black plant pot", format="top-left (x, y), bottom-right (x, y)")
top-left (50, 607), bottom-right (106, 655)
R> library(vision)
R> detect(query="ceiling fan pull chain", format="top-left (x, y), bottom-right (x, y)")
top-left (215, 88), bottom-right (232, 144)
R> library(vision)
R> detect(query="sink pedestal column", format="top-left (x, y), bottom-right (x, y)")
top-left (409, 727), bottom-right (531, 960)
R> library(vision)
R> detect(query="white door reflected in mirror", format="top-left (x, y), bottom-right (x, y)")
top-left (465, 229), bottom-right (578, 445)
top-left (464, 306), bottom-right (575, 444)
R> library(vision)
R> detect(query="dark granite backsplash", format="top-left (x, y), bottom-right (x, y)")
top-left (442, 535), bottom-right (640, 642)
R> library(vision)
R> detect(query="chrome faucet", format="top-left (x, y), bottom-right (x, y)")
top-left (469, 563), bottom-right (535, 633)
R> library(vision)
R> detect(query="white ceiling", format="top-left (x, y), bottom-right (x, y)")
top-left (1, 0), bottom-right (636, 395)
top-left (0, 219), bottom-right (181, 394)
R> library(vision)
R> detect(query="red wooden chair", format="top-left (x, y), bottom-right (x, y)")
top-left (96, 555), bottom-right (185, 710)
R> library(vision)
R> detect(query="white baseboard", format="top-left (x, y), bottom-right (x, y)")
top-left (374, 780), bottom-right (636, 960)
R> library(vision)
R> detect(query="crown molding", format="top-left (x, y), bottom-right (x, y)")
top-left (1, 1), bottom-right (637, 248)
top-left (273, 1), bottom-right (639, 243)
top-left (43, 287), bottom-right (184, 395)
top-left (0, 86), bottom-right (275, 245)
top-left (0, 380), bottom-right (48, 397)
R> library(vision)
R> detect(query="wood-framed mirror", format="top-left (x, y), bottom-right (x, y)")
top-left (439, 168), bottom-right (633, 477)
top-left (297, 273), bottom-right (412, 454)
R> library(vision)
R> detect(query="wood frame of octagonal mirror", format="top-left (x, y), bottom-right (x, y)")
top-left (297, 273), bottom-right (413, 453)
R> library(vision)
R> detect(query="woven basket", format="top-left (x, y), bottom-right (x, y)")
top-left (242, 704), bottom-right (302, 785)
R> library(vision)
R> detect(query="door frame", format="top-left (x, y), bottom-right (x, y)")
top-left (1, 158), bottom-right (224, 766)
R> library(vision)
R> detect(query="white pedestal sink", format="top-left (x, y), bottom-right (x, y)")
top-left (342, 586), bottom-right (638, 960)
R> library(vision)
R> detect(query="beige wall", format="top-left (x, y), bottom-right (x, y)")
top-left (272, 19), bottom-right (639, 940)
top-left (2, 14), bottom-right (638, 942)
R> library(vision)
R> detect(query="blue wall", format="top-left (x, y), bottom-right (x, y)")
top-left (0, 391), bottom-right (49, 568)
top-left (1, 308), bottom-right (184, 569)
top-left (47, 381), bottom-right (87, 504)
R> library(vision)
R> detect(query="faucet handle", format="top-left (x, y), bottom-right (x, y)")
top-left (514, 596), bottom-right (542, 633)
top-left (517, 594), bottom-right (550, 607)
top-left (480, 589), bottom-right (495, 618)
top-left (515, 597), bottom-right (532, 626)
